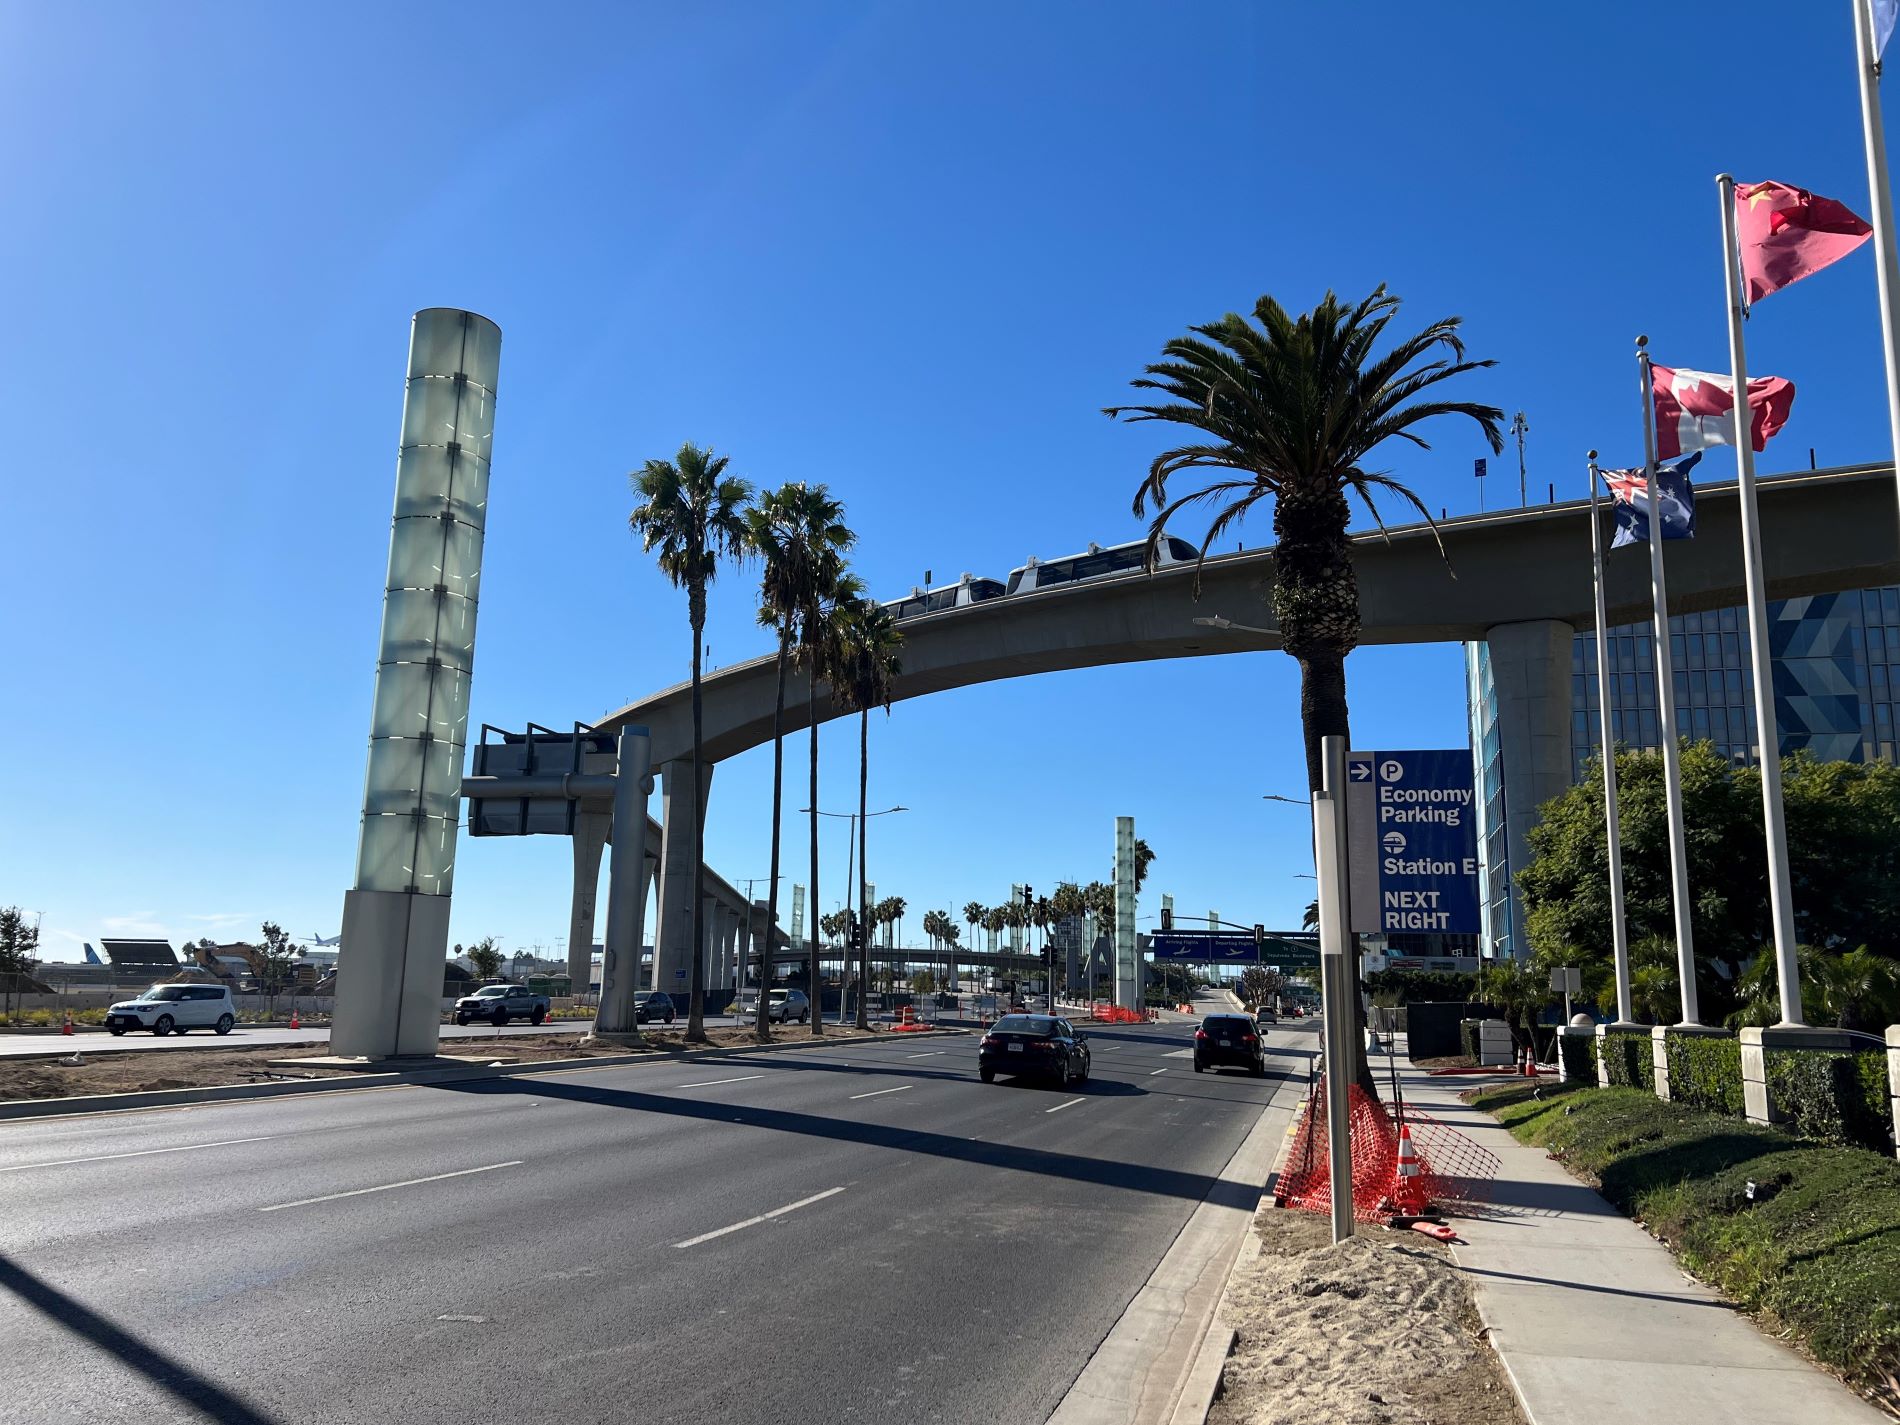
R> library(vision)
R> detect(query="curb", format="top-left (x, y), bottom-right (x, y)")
top-left (0, 1027), bottom-right (969, 1123)
top-left (1049, 1053), bottom-right (1307, 1425)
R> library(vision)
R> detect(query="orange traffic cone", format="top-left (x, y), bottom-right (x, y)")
top-left (1392, 1121), bottom-right (1428, 1217)
top-left (289, 1008), bottom-right (300, 1030)
top-left (1523, 1046), bottom-right (1537, 1077)
top-left (61, 1009), bottom-right (74, 1036)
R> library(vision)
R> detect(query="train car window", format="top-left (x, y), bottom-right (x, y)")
top-left (1006, 570), bottom-right (1029, 595)
top-left (926, 588), bottom-right (960, 613)
top-left (1036, 562), bottom-right (1075, 587)
top-left (1167, 537), bottom-right (1198, 562)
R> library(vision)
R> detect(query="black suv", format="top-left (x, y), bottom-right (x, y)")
top-left (634, 992), bottom-right (677, 1025)
top-left (1193, 1013), bottom-right (1267, 1076)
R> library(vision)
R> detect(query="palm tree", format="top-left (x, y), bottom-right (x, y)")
top-left (630, 443), bottom-right (752, 1043)
top-left (1109, 286), bottom-right (1502, 791)
top-left (1133, 839), bottom-right (1156, 893)
top-left (984, 905), bottom-right (1005, 957)
top-left (749, 483), bottom-right (854, 1041)
top-left (1111, 287), bottom-right (1501, 1088)
top-left (834, 596), bottom-right (902, 1028)
top-left (797, 567), bottom-right (864, 1036)
top-left (963, 902), bottom-right (984, 959)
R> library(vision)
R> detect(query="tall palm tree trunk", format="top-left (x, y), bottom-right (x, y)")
top-left (758, 635), bottom-right (789, 1042)
top-left (807, 673), bottom-right (823, 1036)
top-left (1276, 494), bottom-right (1376, 1093)
top-left (687, 590), bottom-right (708, 1042)
top-left (856, 707), bottom-right (870, 1029)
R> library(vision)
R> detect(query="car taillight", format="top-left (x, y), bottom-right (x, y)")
top-left (1194, 1029), bottom-right (1208, 1040)
top-left (1028, 1040), bottom-right (1054, 1049)
top-left (980, 1036), bottom-right (997, 1048)
top-left (1242, 1034), bottom-right (1257, 1044)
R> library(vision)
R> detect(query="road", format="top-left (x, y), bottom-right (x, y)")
top-left (0, 1009), bottom-right (1315, 1425)
top-left (0, 1015), bottom-right (765, 1059)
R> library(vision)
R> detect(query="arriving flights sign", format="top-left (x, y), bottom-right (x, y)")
top-left (1345, 749), bottom-right (1480, 936)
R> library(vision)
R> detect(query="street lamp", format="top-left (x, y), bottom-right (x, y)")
top-left (800, 804), bottom-right (909, 1022)
top-left (1262, 793), bottom-right (1311, 807)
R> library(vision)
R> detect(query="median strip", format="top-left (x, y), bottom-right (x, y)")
top-left (258, 1161), bottom-right (522, 1212)
top-left (0, 1135), bottom-right (276, 1173)
top-left (1045, 1097), bottom-right (1087, 1114)
top-left (848, 1085), bottom-right (912, 1100)
top-left (674, 1186), bottom-right (846, 1248)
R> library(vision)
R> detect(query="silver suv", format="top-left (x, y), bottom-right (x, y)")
top-left (105, 984), bottom-right (236, 1037)
top-left (768, 988), bottom-right (810, 1024)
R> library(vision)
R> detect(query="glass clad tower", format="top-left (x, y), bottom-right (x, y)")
top-left (1468, 585), bottom-right (1900, 960)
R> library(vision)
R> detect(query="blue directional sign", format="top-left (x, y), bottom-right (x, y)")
top-left (1150, 933), bottom-right (1258, 962)
top-left (1346, 749), bottom-right (1480, 936)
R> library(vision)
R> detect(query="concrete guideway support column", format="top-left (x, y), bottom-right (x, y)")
top-left (566, 806), bottom-right (610, 994)
top-left (591, 728), bottom-right (655, 1042)
top-left (653, 758), bottom-right (714, 999)
top-left (1483, 619), bottom-right (1575, 958)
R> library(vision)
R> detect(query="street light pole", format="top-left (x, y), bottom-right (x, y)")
top-left (803, 804), bottom-right (907, 1023)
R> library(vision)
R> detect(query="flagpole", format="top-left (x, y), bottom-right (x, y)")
top-left (1716, 175), bottom-right (1807, 1027)
top-left (1635, 336), bottom-right (1702, 1026)
top-left (1853, 0), bottom-right (1900, 524)
top-left (1587, 453), bottom-right (1636, 1026)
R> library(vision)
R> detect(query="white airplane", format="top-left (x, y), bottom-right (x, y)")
top-left (308, 930), bottom-right (341, 947)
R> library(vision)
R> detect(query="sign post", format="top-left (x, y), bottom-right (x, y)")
top-left (1315, 736), bottom-right (1356, 1244)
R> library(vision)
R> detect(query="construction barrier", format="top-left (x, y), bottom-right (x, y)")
top-left (1273, 1076), bottom-right (1499, 1224)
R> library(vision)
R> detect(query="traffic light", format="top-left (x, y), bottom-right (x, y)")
top-left (1022, 885), bottom-right (1033, 906)
top-left (1253, 923), bottom-right (1265, 949)
top-left (1160, 907), bottom-right (1173, 932)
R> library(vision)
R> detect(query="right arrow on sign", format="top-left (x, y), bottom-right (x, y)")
top-left (1348, 760), bottom-right (1373, 782)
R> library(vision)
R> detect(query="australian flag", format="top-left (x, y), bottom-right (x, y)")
top-left (1605, 452), bottom-right (1700, 548)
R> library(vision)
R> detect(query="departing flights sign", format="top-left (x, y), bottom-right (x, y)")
top-left (1345, 749), bottom-right (1479, 935)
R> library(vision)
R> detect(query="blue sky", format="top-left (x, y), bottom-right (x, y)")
top-left (2, 1), bottom-right (1894, 962)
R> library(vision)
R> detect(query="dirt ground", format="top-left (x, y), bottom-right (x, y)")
top-left (1209, 1208), bottom-right (1525, 1425)
top-left (0, 1022), bottom-right (916, 1102)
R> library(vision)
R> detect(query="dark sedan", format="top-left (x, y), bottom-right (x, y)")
top-left (1193, 1013), bottom-right (1267, 1076)
top-left (978, 1014), bottom-right (1091, 1086)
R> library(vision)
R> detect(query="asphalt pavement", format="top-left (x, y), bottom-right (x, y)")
top-left (0, 1005), bottom-right (1314, 1425)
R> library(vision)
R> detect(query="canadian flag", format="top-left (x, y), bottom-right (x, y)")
top-left (1651, 364), bottom-right (1795, 460)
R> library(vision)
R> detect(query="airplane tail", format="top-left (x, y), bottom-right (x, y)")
top-left (83, 943), bottom-right (101, 964)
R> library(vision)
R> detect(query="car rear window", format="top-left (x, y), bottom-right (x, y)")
top-left (993, 1015), bottom-right (1055, 1034)
top-left (1202, 1016), bottom-right (1248, 1031)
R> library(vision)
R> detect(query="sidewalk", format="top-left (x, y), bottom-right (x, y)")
top-left (1400, 1063), bottom-right (1885, 1425)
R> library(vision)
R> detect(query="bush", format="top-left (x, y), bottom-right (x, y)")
top-left (1459, 1020), bottom-right (1479, 1061)
top-left (1666, 1033), bottom-right (1745, 1117)
top-left (1472, 1081), bottom-right (1900, 1393)
top-left (1559, 1030), bottom-right (1594, 1081)
top-left (1766, 1049), bottom-right (1895, 1156)
top-left (1598, 1028), bottom-right (1653, 1090)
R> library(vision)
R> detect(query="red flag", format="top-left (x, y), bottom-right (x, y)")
top-left (1651, 364), bottom-right (1795, 459)
top-left (1735, 180), bottom-right (1871, 303)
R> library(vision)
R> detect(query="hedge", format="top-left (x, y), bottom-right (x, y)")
top-left (1474, 1081), bottom-right (1900, 1394)
top-left (1766, 1048), bottom-right (1894, 1156)
top-left (1665, 1032), bottom-right (1745, 1117)
top-left (1597, 1028), bottom-right (1653, 1091)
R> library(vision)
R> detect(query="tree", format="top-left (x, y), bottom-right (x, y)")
top-left (0, 907), bottom-right (40, 1020)
top-left (796, 566), bottom-right (864, 1036)
top-left (1111, 289), bottom-right (1501, 1087)
top-left (833, 591), bottom-right (900, 1031)
top-left (1301, 899), bottom-right (1319, 933)
top-left (1477, 958), bottom-right (1550, 1053)
top-left (1133, 839), bottom-right (1156, 893)
top-left (255, 922), bottom-right (298, 1016)
top-left (631, 442), bottom-right (753, 1043)
top-left (1519, 745), bottom-right (1900, 1025)
top-left (1238, 966), bottom-right (1288, 1009)
top-left (466, 936), bottom-right (504, 983)
top-left (749, 482), bottom-right (854, 1042)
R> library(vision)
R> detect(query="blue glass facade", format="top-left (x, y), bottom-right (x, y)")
top-left (1470, 585), bottom-right (1900, 960)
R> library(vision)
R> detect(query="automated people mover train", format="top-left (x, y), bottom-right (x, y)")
top-left (881, 536), bottom-right (1199, 621)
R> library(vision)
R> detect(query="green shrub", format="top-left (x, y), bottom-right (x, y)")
top-left (1459, 1020), bottom-right (1479, 1061)
top-left (1599, 1028), bottom-right (1653, 1090)
top-left (1666, 1032), bottom-right (1744, 1117)
top-left (1472, 1081), bottom-right (1900, 1391)
top-left (1559, 1030), bottom-right (1594, 1081)
top-left (1767, 1049), bottom-right (1894, 1155)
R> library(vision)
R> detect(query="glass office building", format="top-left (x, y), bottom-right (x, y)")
top-left (1467, 585), bottom-right (1900, 960)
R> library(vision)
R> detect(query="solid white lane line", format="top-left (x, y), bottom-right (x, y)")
top-left (848, 1085), bottom-right (912, 1100)
top-left (905, 1051), bottom-right (946, 1059)
top-left (674, 1074), bottom-right (767, 1090)
top-left (257, 1161), bottom-right (521, 1212)
top-left (1045, 1097), bottom-right (1087, 1114)
top-left (674, 1186), bottom-right (846, 1248)
top-left (1150, 1068), bottom-right (1168, 1076)
top-left (0, 1136), bottom-right (276, 1173)
top-left (1094, 1044), bottom-right (1121, 1052)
